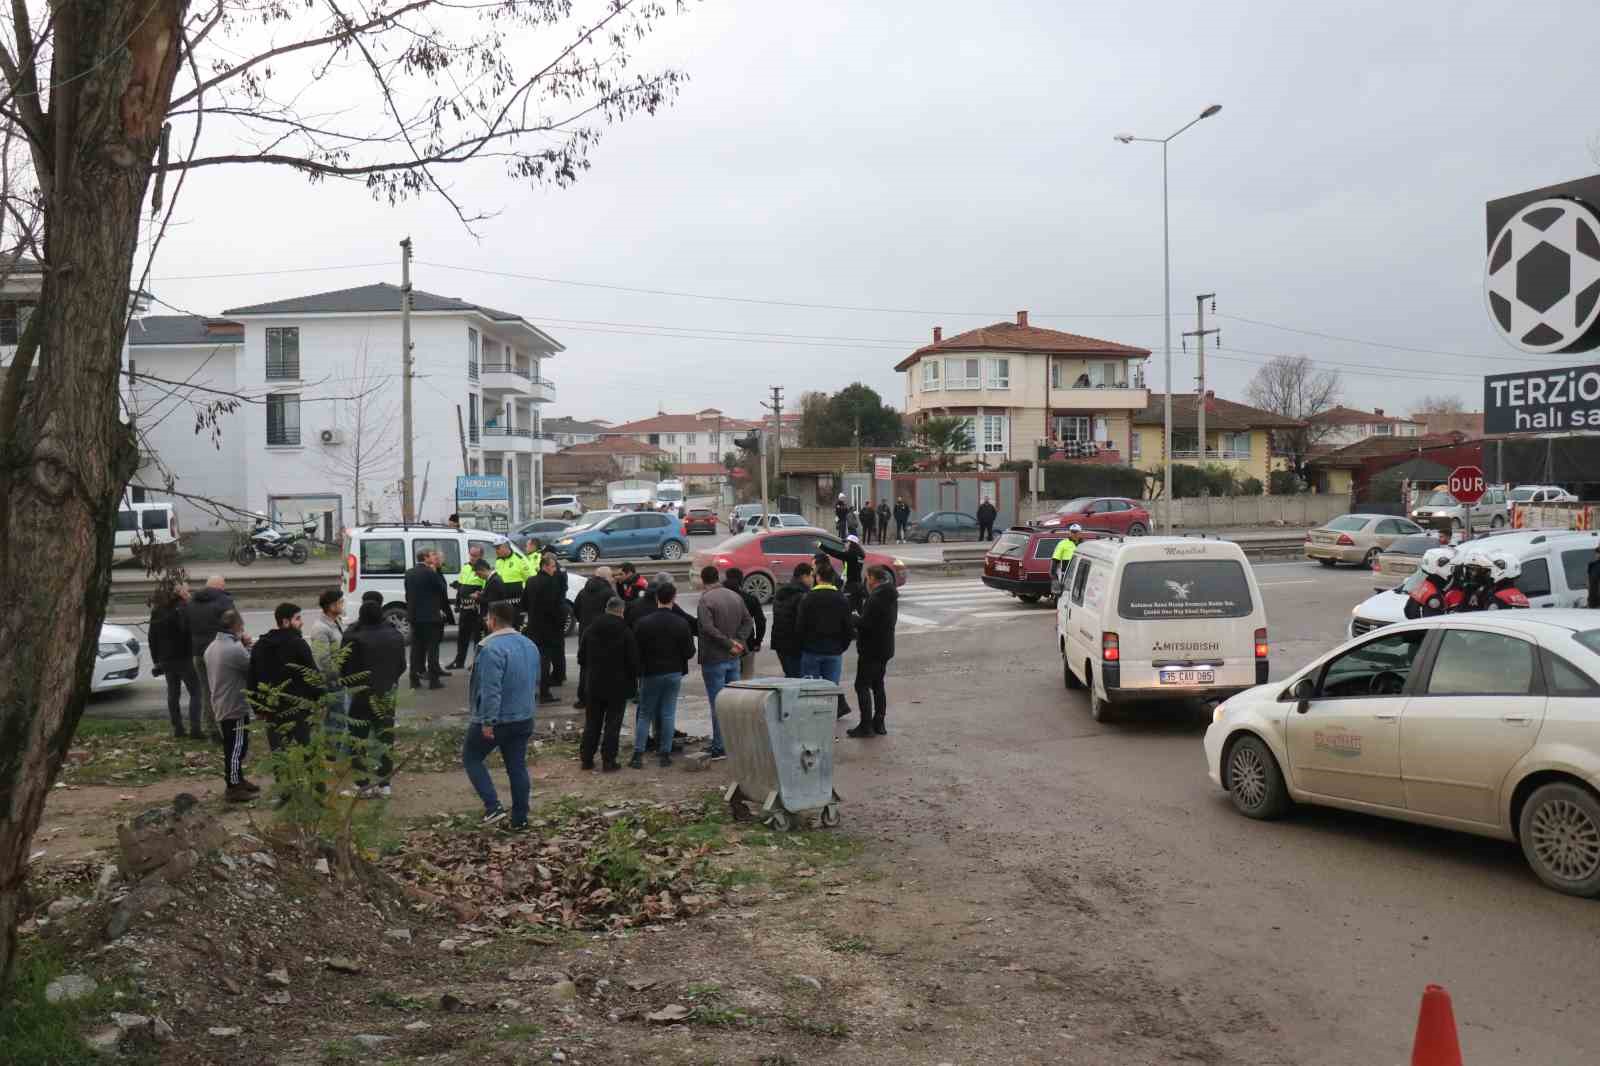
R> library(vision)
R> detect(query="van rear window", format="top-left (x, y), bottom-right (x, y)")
top-left (1117, 560), bottom-right (1253, 620)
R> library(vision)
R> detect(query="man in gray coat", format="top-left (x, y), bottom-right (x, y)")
top-left (205, 609), bottom-right (257, 802)
top-left (696, 567), bottom-right (752, 761)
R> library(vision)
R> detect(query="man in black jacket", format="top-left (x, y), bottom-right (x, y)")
top-left (976, 498), bottom-right (998, 541)
top-left (848, 566), bottom-right (899, 738)
top-left (820, 534), bottom-right (868, 608)
top-left (769, 562), bottom-right (814, 678)
top-left (577, 597), bottom-right (640, 772)
top-left (149, 585), bottom-right (199, 739)
top-left (524, 553), bottom-right (567, 704)
top-left (893, 498), bottom-right (911, 544)
top-left (834, 494), bottom-right (850, 539)
top-left (185, 575), bottom-right (236, 741)
top-left (797, 560), bottom-right (855, 719)
top-left (248, 602), bottom-right (323, 751)
top-left (405, 549), bottom-right (452, 689)
top-left (341, 598), bottom-right (408, 797)
top-left (724, 568), bottom-right (767, 679)
top-left (572, 566), bottom-right (615, 709)
top-left (876, 501), bottom-right (891, 544)
top-left (630, 583), bottom-right (695, 769)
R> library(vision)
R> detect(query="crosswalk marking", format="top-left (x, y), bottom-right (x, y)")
top-left (895, 612), bottom-right (940, 627)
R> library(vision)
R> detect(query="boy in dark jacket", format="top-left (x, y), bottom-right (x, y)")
top-left (630, 583), bottom-right (695, 768)
top-left (724, 568), bottom-right (767, 680)
top-left (768, 562), bottom-right (814, 678)
top-left (876, 501), bottom-right (891, 543)
top-left (797, 561), bottom-right (855, 719)
top-left (572, 566), bottom-right (615, 709)
top-left (341, 599), bottom-right (408, 797)
top-left (149, 586), bottom-right (200, 738)
top-left (185, 575), bottom-right (236, 740)
top-left (577, 597), bottom-right (640, 772)
top-left (893, 499), bottom-right (911, 543)
top-left (524, 554), bottom-right (568, 705)
top-left (848, 566), bottom-right (899, 738)
top-left (248, 602), bottom-right (322, 751)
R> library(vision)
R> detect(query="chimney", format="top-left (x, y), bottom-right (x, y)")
top-left (1016, 310), bottom-right (1029, 327)
top-left (1374, 407), bottom-right (1384, 417)
top-left (933, 326), bottom-right (942, 343)
top-left (1205, 389), bottom-right (1215, 399)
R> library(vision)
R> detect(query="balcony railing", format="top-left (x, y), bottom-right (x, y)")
top-left (482, 425), bottom-right (532, 438)
top-left (1172, 449), bottom-right (1251, 461)
top-left (481, 361), bottom-right (530, 378)
top-left (1037, 440), bottom-right (1114, 461)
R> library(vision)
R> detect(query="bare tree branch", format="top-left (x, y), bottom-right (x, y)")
top-left (1246, 355), bottom-right (1340, 485)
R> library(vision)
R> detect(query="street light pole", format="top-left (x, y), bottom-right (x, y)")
top-left (1116, 104), bottom-right (1221, 534)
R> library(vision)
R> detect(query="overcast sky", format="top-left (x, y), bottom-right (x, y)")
top-left (146, 0), bottom-right (1598, 426)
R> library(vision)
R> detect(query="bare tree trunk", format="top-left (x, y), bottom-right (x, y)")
top-left (0, 0), bottom-right (187, 984)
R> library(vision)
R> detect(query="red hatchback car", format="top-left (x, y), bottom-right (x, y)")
top-left (983, 526), bottom-right (1100, 603)
top-left (694, 527), bottom-right (908, 604)
top-left (683, 507), bottom-right (718, 536)
top-left (1032, 496), bottom-right (1149, 535)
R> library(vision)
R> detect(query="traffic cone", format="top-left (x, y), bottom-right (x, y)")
top-left (1411, 984), bottom-right (1463, 1066)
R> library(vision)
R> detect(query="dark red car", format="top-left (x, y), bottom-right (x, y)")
top-left (1032, 496), bottom-right (1149, 535)
top-left (683, 507), bottom-right (718, 536)
top-left (693, 527), bottom-right (907, 604)
top-left (983, 526), bottom-right (1100, 603)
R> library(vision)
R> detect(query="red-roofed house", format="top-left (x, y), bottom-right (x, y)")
top-left (603, 408), bottom-right (763, 466)
top-left (1306, 406), bottom-right (1424, 448)
top-left (559, 436), bottom-right (667, 476)
top-left (896, 311), bottom-right (1151, 464)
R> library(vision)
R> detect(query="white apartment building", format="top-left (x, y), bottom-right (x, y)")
top-left (127, 282), bottom-right (562, 538)
top-left (1308, 405), bottom-right (1424, 448)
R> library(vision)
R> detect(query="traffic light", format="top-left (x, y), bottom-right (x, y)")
top-left (734, 431), bottom-right (762, 452)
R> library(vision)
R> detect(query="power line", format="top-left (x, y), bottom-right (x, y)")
top-left (151, 262), bottom-right (391, 282)
top-left (1215, 312), bottom-right (1542, 365)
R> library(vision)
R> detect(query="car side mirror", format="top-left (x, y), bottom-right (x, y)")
top-left (1290, 676), bottom-right (1315, 710)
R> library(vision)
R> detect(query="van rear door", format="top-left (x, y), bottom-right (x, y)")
top-left (1113, 552), bottom-right (1260, 693)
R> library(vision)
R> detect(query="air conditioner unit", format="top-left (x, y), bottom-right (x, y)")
top-left (319, 428), bottom-right (344, 445)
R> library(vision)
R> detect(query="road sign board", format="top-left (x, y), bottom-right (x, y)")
top-left (1447, 465), bottom-right (1486, 505)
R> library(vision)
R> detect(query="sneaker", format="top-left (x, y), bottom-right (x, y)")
top-left (601, 760), bottom-right (620, 773)
top-left (705, 749), bottom-right (728, 762)
top-left (658, 753), bottom-right (673, 769)
top-left (481, 807), bottom-right (508, 826)
top-left (538, 695), bottom-right (560, 705)
top-left (224, 784), bottom-right (254, 803)
top-left (357, 785), bottom-right (380, 800)
top-left (628, 753), bottom-right (643, 770)
top-left (378, 785), bottom-right (392, 798)
top-left (873, 721), bottom-right (887, 736)
top-left (240, 780), bottom-right (262, 794)
top-left (846, 724), bottom-right (874, 739)
top-left (580, 760), bottom-right (595, 771)
top-left (500, 820), bottom-right (530, 834)
top-left (338, 788), bottom-right (359, 798)
top-left (428, 680), bottom-right (446, 691)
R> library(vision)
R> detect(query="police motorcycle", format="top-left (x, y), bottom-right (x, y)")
top-left (232, 515), bottom-right (317, 566)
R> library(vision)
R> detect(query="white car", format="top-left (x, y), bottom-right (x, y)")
top-left (1509, 485), bottom-right (1579, 506)
top-left (92, 623), bottom-right (141, 693)
top-left (1347, 528), bottom-right (1599, 639)
top-left (1204, 611), bottom-right (1600, 896)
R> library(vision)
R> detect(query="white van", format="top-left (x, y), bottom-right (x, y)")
top-left (541, 494), bottom-right (585, 520)
top-left (1347, 528), bottom-right (1599, 639)
top-left (113, 501), bottom-right (179, 563)
top-left (340, 523), bottom-right (578, 637)
top-left (1057, 537), bottom-right (1268, 722)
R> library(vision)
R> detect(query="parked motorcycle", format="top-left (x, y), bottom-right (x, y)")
top-left (1446, 546), bottom-right (1529, 612)
top-left (232, 518), bottom-right (317, 566)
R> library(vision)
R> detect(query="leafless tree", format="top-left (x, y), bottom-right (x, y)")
top-left (317, 342), bottom-right (401, 524)
top-left (1246, 355), bottom-right (1342, 486)
top-left (0, 0), bottom-right (689, 983)
top-left (1414, 393), bottom-right (1465, 415)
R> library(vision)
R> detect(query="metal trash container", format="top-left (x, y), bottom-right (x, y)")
top-left (717, 677), bottom-right (842, 831)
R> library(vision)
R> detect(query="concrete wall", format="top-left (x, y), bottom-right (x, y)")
top-left (129, 342), bottom-right (245, 535)
top-left (1029, 494), bottom-right (1349, 528)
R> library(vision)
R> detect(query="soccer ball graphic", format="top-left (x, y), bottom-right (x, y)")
top-left (1485, 196), bottom-right (1600, 354)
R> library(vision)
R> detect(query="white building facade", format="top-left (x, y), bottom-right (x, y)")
top-left (128, 283), bottom-right (561, 540)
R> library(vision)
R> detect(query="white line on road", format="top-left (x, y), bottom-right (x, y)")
top-left (895, 612), bottom-right (940, 627)
top-left (966, 610), bottom-right (1044, 620)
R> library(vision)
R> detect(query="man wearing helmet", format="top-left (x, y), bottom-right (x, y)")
top-left (1050, 524), bottom-right (1085, 588)
top-left (1405, 546), bottom-right (1456, 619)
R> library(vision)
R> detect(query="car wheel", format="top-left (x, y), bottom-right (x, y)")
top-left (1063, 647), bottom-right (1082, 690)
top-left (1018, 593), bottom-right (1042, 604)
top-left (563, 510), bottom-right (575, 520)
top-left (577, 544), bottom-right (599, 563)
top-left (660, 540), bottom-right (685, 560)
top-left (1224, 734), bottom-right (1291, 819)
top-left (1519, 782), bottom-right (1600, 897)
top-left (1491, 514), bottom-right (1506, 528)
top-left (382, 606), bottom-right (411, 641)
top-left (1363, 547), bottom-right (1380, 568)
top-left (743, 572), bottom-right (775, 605)
top-left (927, 531), bottom-right (944, 543)
top-left (1087, 667), bottom-right (1115, 722)
top-left (1127, 522), bottom-right (1147, 536)
top-left (1317, 558), bottom-right (1335, 568)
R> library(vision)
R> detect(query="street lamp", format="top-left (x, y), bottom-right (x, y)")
top-left (1115, 103), bottom-right (1222, 533)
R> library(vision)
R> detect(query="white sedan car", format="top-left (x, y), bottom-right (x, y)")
top-left (1205, 611), bottom-right (1600, 896)
top-left (91, 623), bottom-right (142, 694)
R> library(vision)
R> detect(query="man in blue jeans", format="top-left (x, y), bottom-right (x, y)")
top-left (696, 566), bottom-right (753, 759)
top-left (463, 602), bottom-right (540, 829)
top-left (631, 582), bottom-right (696, 768)
top-left (797, 560), bottom-right (855, 718)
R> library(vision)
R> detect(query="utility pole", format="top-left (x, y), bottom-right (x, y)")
top-left (760, 386), bottom-right (784, 505)
top-left (757, 426), bottom-right (770, 522)
top-left (455, 404), bottom-right (469, 474)
top-left (399, 237), bottom-right (416, 522)
top-left (1183, 293), bottom-right (1218, 464)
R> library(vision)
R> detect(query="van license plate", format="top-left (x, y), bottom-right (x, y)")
top-left (1160, 669), bottom-right (1214, 685)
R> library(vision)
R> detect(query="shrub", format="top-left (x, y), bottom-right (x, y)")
top-left (1269, 469), bottom-right (1305, 496)
top-left (1240, 476), bottom-right (1264, 496)
top-left (1041, 462), bottom-right (1147, 499)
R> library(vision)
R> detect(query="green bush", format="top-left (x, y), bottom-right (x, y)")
top-left (1162, 463), bottom-right (1238, 498)
top-left (1240, 476), bottom-right (1264, 496)
top-left (1041, 462), bottom-right (1147, 499)
top-left (1269, 469), bottom-right (1305, 496)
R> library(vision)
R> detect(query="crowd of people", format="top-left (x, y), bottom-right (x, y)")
top-left (149, 525), bottom-right (900, 830)
top-left (833, 494), bottom-right (913, 545)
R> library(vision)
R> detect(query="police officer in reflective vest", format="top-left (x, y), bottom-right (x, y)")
top-left (1050, 524), bottom-right (1084, 593)
top-left (493, 538), bottom-right (529, 609)
top-left (449, 544), bottom-right (488, 669)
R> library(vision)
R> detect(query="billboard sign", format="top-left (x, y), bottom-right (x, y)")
top-left (1483, 362), bottom-right (1600, 434)
top-left (1485, 174), bottom-right (1600, 354)
top-left (874, 455), bottom-right (893, 481)
top-left (455, 475), bottom-right (510, 533)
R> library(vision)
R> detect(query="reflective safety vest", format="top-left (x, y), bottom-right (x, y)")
top-left (494, 554), bottom-right (527, 587)
top-left (457, 563), bottom-right (486, 589)
top-left (1051, 537), bottom-right (1078, 564)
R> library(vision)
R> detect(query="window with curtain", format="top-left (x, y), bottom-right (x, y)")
top-left (981, 414), bottom-right (1008, 453)
top-left (266, 393), bottom-right (301, 446)
top-left (922, 360), bottom-right (940, 390)
top-left (947, 358), bottom-right (980, 389)
top-left (1222, 431), bottom-right (1251, 455)
top-left (265, 328), bottom-right (300, 380)
top-left (1052, 415), bottom-right (1089, 442)
top-left (985, 358), bottom-right (1010, 389)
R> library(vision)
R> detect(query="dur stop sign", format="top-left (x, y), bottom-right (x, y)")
top-left (1448, 466), bottom-right (1486, 505)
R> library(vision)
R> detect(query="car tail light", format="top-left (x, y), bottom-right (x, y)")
top-left (714, 557), bottom-right (732, 568)
top-left (1255, 627), bottom-right (1269, 659)
top-left (1102, 632), bottom-right (1120, 663)
top-left (1336, 533), bottom-right (1355, 546)
top-left (1304, 531), bottom-right (1312, 542)
top-left (169, 514), bottom-right (179, 538)
top-left (345, 554), bottom-right (357, 593)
